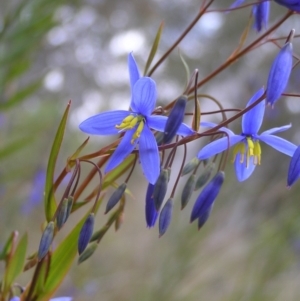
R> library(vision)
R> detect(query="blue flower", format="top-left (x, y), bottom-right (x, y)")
top-left (274, 0), bottom-right (300, 11)
top-left (266, 42), bottom-right (293, 106)
top-left (198, 88), bottom-right (296, 182)
top-left (79, 53), bottom-right (194, 184)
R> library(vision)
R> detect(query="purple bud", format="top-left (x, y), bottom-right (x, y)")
top-left (38, 221), bottom-right (54, 260)
top-left (163, 96), bottom-right (187, 144)
top-left (145, 183), bottom-right (158, 228)
top-left (153, 169), bottom-right (169, 211)
top-left (190, 171), bottom-right (224, 223)
top-left (78, 213), bottom-right (94, 255)
top-left (181, 174), bottom-right (196, 210)
top-left (252, 2), bottom-right (269, 32)
top-left (266, 42), bottom-right (293, 106)
top-left (198, 205), bottom-right (213, 230)
top-left (159, 198), bottom-right (173, 237)
top-left (287, 145), bottom-right (300, 187)
top-left (105, 183), bottom-right (127, 214)
top-left (274, 0), bottom-right (300, 12)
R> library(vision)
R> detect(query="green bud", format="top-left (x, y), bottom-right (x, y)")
top-left (78, 242), bottom-right (98, 264)
top-left (181, 157), bottom-right (200, 176)
top-left (181, 174), bottom-right (196, 209)
top-left (153, 169), bottom-right (169, 211)
top-left (159, 198), bottom-right (173, 237)
top-left (56, 198), bottom-right (68, 229)
top-left (66, 196), bottom-right (74, 219)
top-left (195, 163), bottom-right (214, 191)
top-left (105, 183), bottom-right (127, 214)
top-left (38, 221), bottom-right (54, 260)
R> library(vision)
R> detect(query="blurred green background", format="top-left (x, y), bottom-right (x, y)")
top-left (1, 0), bottom-right (300, 300)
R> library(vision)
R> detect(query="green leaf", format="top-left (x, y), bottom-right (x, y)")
top-left (144, 22), bottom-right (164, 76)
top-left (179, 50), bottom-right (190, 89)
top-left (35, 196), bottom-right (103, 301)
top-left (0, 231), bottom-right (17, 261)
top-left (3, 233), bottom-right (28, 294)
top-left (44, 101), bottom-right (71, 221)
top-left (0, 79), bottom-right (42, 111)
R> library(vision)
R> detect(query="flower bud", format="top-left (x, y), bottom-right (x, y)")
top-left (105, 183), bottom-right (127, 214)
top-left (287, 145), bottom-right (300, 187)
top-left (145, 183), bottom-right (158, 228)
top-left (194, 163), bottom-right (214, 191)
top-left (163, 95), bottom-right (187, 144)
top-left (78, 213), bottom-right (94, 255)
top-left (190, 171), bottom-right (224, 223)
top-left (252, 2), bottom-right (269, 32)
top-left (66, 196), bottom-right (74, 219)
top-left (159, 198), bottom-right (173, 237)
top-left (181, 174), bottom-right (196, 210)
top-left (153, 169), bottom-right (169, 211)
top-left (78, 242), bottom-right (98, 264)
top-left (266, 41), bottom-right (293, 106)
top-left (181, 157), bottom-right (200, 176)
top-left (38, 221), bottom-right (54, 260)
top-left (56, 198), bottom-right (69, 229)
top-left (198, 205), bottom-right (213, 230)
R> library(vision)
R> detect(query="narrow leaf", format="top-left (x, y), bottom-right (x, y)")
top-left (192, 98), bottom-right (201, 132)
top-left (3, 233), bottom-right (28, 294)
top-left (144, 22), bottom-right (164, 76)
top-left (44, 101), bottom-right (71, 221)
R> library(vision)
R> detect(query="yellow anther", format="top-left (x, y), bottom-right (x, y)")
top-left (131, 121), bottom-right (144, 144)
top-left (116, 115), bottom-right (138, 130)
top-left (232, 138), bottom-right (262, 167)
top-left (232, 142), bottom-right (246, 163)
top-left (253, 140), bottom-right (261, 165)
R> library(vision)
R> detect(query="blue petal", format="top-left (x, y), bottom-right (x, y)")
top-left (148, 115), bottom-right (195, 137)
top-left (139, 125), bottom-right (160, 184)
top-left (79, 110), bottom-right (130, 135)
top-left (147, 115), bottom-right (168, 132)
top-left (234, 153), bottom-right (256, 182)
top-left (229, 0), bottom-right (245, 9)
top-left (258, 134), bottom-right (297, 156)
top-left (105, 129), bottom-right (136, 173)
top-left (128, 53), bottom-right (140, 112)
top-left (50, 298), bottom-right (73, 301)
top-left (260, 124), bottom-right (291, 135)
top-left (177, 123), bottom-right (195, 137)
top-left (200, 121), bottom-right (235, 136)
top-left (132, 77), bottom-right (157, 116)
top-left (198, 135), bottom-right (244, 160)
top-left (242, 88), bottom-right (265, 135)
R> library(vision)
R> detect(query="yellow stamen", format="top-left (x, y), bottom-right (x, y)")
top-left (131, 121), bottom-right (144, 144)
top-left (232, 138), bottom-right (261, 167)
top-left (116, 115), bottom-right (138, 130)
